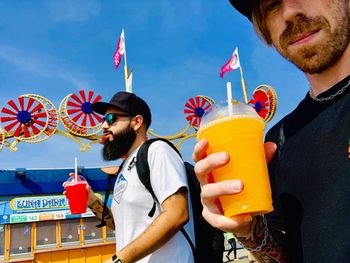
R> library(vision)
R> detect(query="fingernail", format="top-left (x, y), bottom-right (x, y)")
top-left (229, 180), bottom-right (243, 190)
top-left (199, 139), bottom-right (207, 147)
top-left (218, 152), bottom-right (229, 162)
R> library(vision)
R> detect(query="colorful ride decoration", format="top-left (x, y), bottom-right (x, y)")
top-left (58, 90), bottom-right (103, 137)
top-left (249, 84), bottom-right (277, 122)
top-left (0, 126), bottom-right (4, 151)
top-left (184, 96), bottom-right (214, 129)
top-left (0, 91), bottom-right (104, 152)
top-left (149, 83), bottom-right (277, 150)
top-left (0, 95), bottom-right (59, 151)
top-left (20, 94), bottom-right (59, 143)
top-left (0, 84), bottom-right (277, 152)
top-left (1, 95), bottom-right (49, 140)
top-left (148, 95), bottom-right (215, 149)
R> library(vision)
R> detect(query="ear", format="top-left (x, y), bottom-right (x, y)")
top-left (132, 115), bottom-right (144, 132)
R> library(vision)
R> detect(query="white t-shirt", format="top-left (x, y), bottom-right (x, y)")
top-left (111, 141), bottom-right (195, 263)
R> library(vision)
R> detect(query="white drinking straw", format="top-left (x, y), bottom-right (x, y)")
top-left (74, 157), bottom-right (78, 182)
top-left (226, 82), bottom-right (233, 116)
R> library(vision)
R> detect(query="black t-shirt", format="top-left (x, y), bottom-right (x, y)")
top-left (265, 75), bottom-right (350, 263)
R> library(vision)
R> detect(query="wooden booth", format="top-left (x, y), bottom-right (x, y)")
top-left (0, 167), bottom-right (116, 263)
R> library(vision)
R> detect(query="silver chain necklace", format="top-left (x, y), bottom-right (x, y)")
top-left (309, 79), bottom-right (350, 102)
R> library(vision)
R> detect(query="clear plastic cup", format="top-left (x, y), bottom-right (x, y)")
top-left (197, 101), bottom-right (273, 217)
top-left (63, 175), bottom-right (88, 214)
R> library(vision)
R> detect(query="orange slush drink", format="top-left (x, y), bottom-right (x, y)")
top-left (198, 113), bottom-right (273, 218)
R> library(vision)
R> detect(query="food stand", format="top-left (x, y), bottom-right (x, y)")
top-left (0, 167), bottom-right (116, 262)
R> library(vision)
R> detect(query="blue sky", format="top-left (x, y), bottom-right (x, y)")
top-left (0, 0), bottom-right (308, 170)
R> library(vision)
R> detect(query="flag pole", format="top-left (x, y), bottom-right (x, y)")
top-left (226, 82), bottom-right (233, 115)
top-left (122, 29), bottom-right (129, 92)
top-left (239, 65), bottom-right (249, 104)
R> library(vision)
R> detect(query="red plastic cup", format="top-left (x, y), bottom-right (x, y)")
top-left (64, 175), bottom-right (88, 214)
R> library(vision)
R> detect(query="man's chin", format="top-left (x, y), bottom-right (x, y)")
top-left (102, 150), bottom-right (120, 161)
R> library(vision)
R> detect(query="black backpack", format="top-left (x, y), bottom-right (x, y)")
top-left (136, 138), bottom-right (224, 263)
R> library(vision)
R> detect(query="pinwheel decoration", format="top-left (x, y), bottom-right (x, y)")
top-left (184, 96), bottom-right (213, 129)
top-left (0, 126), bottom-right (4, 151)
top-left (249, 84), bottom-right (277, 122)
top-left (59, 90), bottom-right (103, 136)
top-left (0, 96), bottom-right (49, 140)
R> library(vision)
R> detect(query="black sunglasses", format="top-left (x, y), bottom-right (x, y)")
top-left (102, 113), bottom-right (132, 125)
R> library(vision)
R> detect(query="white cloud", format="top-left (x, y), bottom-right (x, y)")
top-left (0, 44), bottom-right (51, 77)
top-left (46, 0), bottom-right (101, 22)
top-left (0, 43), bottom-right (90, 89)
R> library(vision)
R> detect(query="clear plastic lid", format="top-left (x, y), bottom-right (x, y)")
top-left (63, 175), bottom-right (87, 187)
top-left (199, 101), bottom-right (261, 130)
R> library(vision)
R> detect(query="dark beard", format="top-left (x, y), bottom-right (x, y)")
top-left (102, 125), bottom-right (137, 161)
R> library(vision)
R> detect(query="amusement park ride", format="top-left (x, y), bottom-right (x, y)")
top-left (0, 85), bottom-right (277, 153)
top-left (0, 84), bottom-right (277, 263)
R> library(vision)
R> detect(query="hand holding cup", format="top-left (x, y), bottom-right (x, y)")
top-left (193, 138), bottom-right (277, 234)
top-left (63, 174), bottom-right (88, 214)
top-left (63, 157), bottom-right (90, 214)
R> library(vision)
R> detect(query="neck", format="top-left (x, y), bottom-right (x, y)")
top-left (306, 44), bottom-right (350, 96)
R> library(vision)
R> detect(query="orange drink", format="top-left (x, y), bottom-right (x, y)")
top-left (197, 103), bottom-right (273, 218)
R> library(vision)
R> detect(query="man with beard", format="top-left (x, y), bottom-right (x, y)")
top-left (192, 0), bottom-right (350, 262)
top-left (85, 91), bottom-right (194, 263)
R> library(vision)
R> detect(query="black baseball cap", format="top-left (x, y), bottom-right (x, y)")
top-left (228, 0), bottom-right (255, 20)
top-left (92, 91), bottom-right (152, 127)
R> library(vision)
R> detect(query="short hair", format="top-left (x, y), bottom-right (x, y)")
top-left (251, 1), bottom-right (273, 46)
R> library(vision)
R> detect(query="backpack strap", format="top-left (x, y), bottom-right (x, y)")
top-left (136, 138), bottom-right (158, 217)
top-left (96, 160), bottom-right (125, 228)
top-left (136, 138), bottom-right (198, 262)
top-left (181, 228), bottom-right (197, 262)
top-left (136, 138), bottom-right (181, 217)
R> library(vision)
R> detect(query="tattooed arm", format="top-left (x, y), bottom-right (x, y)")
top-left (65, 172), bottom-right (115, 230)
top-left (235, 216), bottom-right (286, 263)
top-left (115, 187), bottom-right (189, 263)
top-left (88, 197), bottom-right (115, 230)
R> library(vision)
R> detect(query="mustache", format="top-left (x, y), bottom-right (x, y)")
top-left (279, 15), bottom-right (329, 48)
top-left (103, 129), bottom-right (113, 136)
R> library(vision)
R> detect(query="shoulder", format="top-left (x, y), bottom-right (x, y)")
top-left (149, 140), bottom-right (173, 150)
top-left (265, 95), bottom-right (309, 143)
top-left (143, 140), bottom-right (183, 166)
top-left (148, 140), bottom-right (179, 157)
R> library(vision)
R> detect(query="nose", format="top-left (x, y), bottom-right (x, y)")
top-left (281, 0), bottom-right (305, 23)
top-left (101, 121), bottom-right (109, 129)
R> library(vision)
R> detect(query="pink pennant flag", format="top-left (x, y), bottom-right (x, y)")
top-left (113, 29), bottom-right (125, 69)
top-left (219, 47), bottom-right (241, 78)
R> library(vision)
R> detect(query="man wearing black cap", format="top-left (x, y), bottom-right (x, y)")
top-left (87, 91), bottom-right (194, 263)
top-left (193, 1), bottom-right (350, 262)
